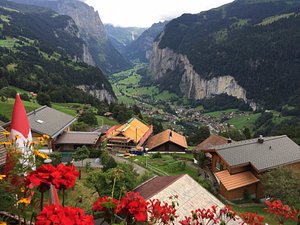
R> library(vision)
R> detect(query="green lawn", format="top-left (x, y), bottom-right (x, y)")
top-left (0, 98), bottom-right (40, 119)
top-left (96, 116), bottom-right (118, 126)
top-left (0, 37), bottom-right (17, 48)
top-left (52, 103), bottom-right (80, 116)
top-left (131, 154), bottom-right (198, 180)
top-left (204, 109), bottom-right (239, 118)
top-left (64, 169), bottom-right (98, 213)
top-left (226, 112), bottom-right (261, 130)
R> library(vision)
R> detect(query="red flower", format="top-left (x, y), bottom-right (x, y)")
top-left (148, 199), bottom-right (178, 224)
top-left (52, 164), bottom-right (79, 189)
top-left (26, 163), bottom-right (79, 191)
top-left (116, 192), bottom-right (148, 222)
top-left (93, 197), bottom-right (119, 212)
top-left (36, 204), bottom-right (93, 225)
top-left (265, 200), bottom-right (298, 224)
top-left (25, 164), bottom-right (56, 191)
top-left (241, 212), bottom-right (264, 225)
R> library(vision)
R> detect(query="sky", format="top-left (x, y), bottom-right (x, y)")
top-left (84, 0), bottom-right (234, 28)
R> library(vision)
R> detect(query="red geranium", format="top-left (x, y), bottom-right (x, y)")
top-left (179, 205), bottom-right (239, 225)
top-left (26, 163), bottom-right (79, 191)
top-left (25, 164), bottom-right (56, 191)
top-left (116, 192), bottom-right (148, 222)
top-left (265, 200), bottom-right (298, 224)
top-left (241, 212), bottom-right (264, 225)
top-left (93, 196), bottom-right (119, 212)
top-left (36, 204), bottom-right (93, 225)
top-left (51, 164), bottom-right (79, 189)
top-left (148, 198), bottom-right (178, 224)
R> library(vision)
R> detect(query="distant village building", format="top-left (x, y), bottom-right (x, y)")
top-left (133, 174), bottom-right (239, 224)
top-left (106, 118), bottom-right (153, 152)
top-left (202, 135), bottom-right (300, 201)
top-left (54, 131), bottom-right (102, 151)
top-left (103, 112), bottom-right (113, 117)
top-left (145, 129), bottom-right (187, 153)
top-left (3, 106), bottom-right (77, 151)
top-left (0, 126), bottom-right (7, 166)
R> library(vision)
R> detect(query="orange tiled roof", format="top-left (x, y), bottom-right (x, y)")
top-left (215, 170), bottom-right (259, 191)
top-left (146, 129), bottom-right (187, 150)
top-left (110, 118), bottom-right (151, 143)
top-left (195, 134), bottom-right (229, 151)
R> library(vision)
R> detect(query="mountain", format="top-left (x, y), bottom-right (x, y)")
top-left (104, 24), bottom-right (146, 54)
top-left (124, 21), bottom-right (168, 62)
top-left (0, 1), bottom-right (116, 104)
top-left (9, 0), bottom-right (132, 75)
top-left (149, 0), bottom-right (300, 109)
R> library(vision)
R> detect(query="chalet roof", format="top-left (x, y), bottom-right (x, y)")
top-left (133, 175), bottom-right (183, 199)
top-left (216, 135), bottom-right (300, 172)
top-left (194, 134), bottom-right (229, 151)
top-left (4, 106), bottom-right (76, 138)
top-left (109, 118), bottom-right (152, 144)
top-left (145, 129), bottom-right (188, 151)
top-left (215, 170), bottom-right (259, 191)
top-left (134, 174), bottom-right (239, 224)
top-left (0, 126), bottom-right (7, 166)
top-left (54, 131), bottom-right (101, 145)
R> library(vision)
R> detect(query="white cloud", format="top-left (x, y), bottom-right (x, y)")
top-left (85, 0), bottom-right (234, 27)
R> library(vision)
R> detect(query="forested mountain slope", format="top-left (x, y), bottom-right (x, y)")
top-left (9, 0), bottom-right (132, 75)
top-left (150, 0), bottom-right (300, 108)
top-left (0, 1), bottom-right (116, 104)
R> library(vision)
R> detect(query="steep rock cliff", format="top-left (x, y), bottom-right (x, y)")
top-left (150, 41), bottom-right (256, 109)
top-left (151, 0), bottom-right (300, 108)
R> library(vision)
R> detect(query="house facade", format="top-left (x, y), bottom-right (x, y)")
top-left (202, 135), bottom-right (300, 201)
top-left (145, 129), bottom-right (187, 153)
top-left (106, 118), bottom-right (153, 152)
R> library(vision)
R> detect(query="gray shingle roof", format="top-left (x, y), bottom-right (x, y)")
top-left (54, 131), bottom-right (101, 145)
top-left (26, 106), bottom-right (76, 138)
top-left (216, 135), bottom-right (300, 172)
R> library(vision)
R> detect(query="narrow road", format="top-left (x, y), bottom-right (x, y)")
top-left (111, 155), bottom-right (147, 175)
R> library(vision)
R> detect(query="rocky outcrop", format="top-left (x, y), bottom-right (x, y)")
top-left (150, 41), bottom-right (256, 109)
top-left (77, 85), bottom-right (115, 104)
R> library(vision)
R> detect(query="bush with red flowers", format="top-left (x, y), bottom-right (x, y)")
top-left (179, 205), bottom-right (239, 225)
top-left (36, 204), bottom-right (93, 225)
top-left (265, 200), bottom-right (298, 224)
top-left (241, 212), bottom-right (264, 225)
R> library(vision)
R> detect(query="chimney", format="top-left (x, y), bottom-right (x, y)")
top-left (169, 130), bottom-right (172, 138)
top-left (258, 135), bottom-right (264, 144)
top-left (227, 137), bottom-right (232, 143)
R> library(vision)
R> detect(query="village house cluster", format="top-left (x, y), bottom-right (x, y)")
top-left (1, 105), bottom-right (300, 207)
